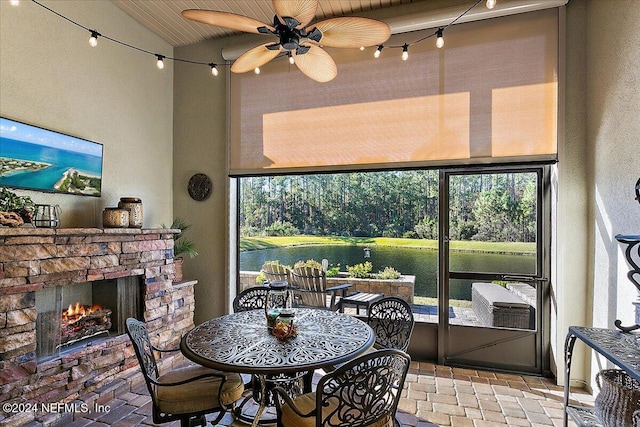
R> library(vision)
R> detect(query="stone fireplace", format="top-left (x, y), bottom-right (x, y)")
top-left (0, 228), bottom-right (197, 426)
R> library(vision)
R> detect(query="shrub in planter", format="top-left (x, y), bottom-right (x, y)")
top-left (347, 261), bottom-right (373, 278)
top-left (375, 266), bottom-right (401, 280)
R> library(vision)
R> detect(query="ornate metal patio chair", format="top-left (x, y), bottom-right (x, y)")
top-left (290, 266), bottom-right (351, 311)
top-left (368, 296), bottom-right (415, 352)
top-left (125, 318), bottom-right (244, 427)
top-left (273, 349), bottom-right (411, 427)
top-left (232, 285), bottom-right (270, 312)
top-left (261, 261), bottom-right (291, 284)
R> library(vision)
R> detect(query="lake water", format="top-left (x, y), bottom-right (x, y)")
top-left (240, 245), bottom-right (535, 301)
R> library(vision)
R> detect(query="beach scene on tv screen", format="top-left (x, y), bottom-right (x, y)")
top-left (0, 118), bottom-right (102, 196)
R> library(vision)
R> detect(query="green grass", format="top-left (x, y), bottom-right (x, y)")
top-left (240, 235), bottom-right (535, 254)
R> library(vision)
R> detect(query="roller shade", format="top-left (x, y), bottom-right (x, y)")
top-left (229, 8), bottom-right (558, 176)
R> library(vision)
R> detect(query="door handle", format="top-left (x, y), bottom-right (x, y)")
top-left (501, 275), bottom-right (548, 283)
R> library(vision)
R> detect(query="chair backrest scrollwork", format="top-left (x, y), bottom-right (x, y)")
top-left (316, 349), bottom-right (410, 427)
top-left (125, 318), bottom-right (160, 396)
top-left (368, 296), bottom-right (415, 352)
top-left (233, 286), bottom-right (270, 312)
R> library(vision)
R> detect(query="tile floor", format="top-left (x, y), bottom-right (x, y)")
top-left (49, 361), bottom-right (594, 427)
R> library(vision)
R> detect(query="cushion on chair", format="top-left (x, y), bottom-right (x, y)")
top-left (280, 392), bottom-right (393, 427)
top-left (156, 365), bottom-right (244, 415)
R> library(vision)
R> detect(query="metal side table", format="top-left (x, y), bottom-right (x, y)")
top-left (564, 326), bottom-right (640, 426)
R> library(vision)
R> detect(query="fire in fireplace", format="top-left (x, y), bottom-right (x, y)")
top-left (60, 302), bottom-right (112, 346)
top-left (35, 276), bottom-right (142, 361)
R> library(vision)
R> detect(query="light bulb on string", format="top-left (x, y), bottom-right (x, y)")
top-left (486, 0), bottom-right (496, 9)
top-left (254, 67), bottom-right (260, 75)
top-left (10, 0), bottom-right (19, 6)
top-left (209, 63), bottom-right (218, 76)
top-left (156, 55), bottom-right (165, 70)
top-left (89, 30), bottom-right (100, 48)
top-left (402, 44), bottom-right (409, 61)
top-left (374, 45), bottom-right (383, 59)
top-left (359, 46), bottom-right (365, 51)
top-left (288, 52), bottom-right (294, 65)
top-left (436, 28), bottom-right (445, 49)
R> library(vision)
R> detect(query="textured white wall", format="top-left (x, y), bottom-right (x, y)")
top-left (556, 0), bottom-right (640, 387)
top-left (586, 0), bottom-right (640, 381)
top-left (0, 0), bottom-right (174, 228)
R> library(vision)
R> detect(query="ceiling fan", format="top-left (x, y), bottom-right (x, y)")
top-left (181, 0), bottom-right (391, 82)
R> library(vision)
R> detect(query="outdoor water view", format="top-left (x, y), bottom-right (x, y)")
top-left (239, 170), bottom-right (537, 305)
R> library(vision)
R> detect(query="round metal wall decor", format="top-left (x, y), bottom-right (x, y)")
top-left (187, 173), bottom-right (212, 201)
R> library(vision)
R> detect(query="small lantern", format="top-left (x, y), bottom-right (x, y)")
top-left (265, 281), bottom-right (292, 330)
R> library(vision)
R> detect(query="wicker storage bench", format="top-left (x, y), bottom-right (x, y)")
top-left (472, 282), bottom-right (531, 329)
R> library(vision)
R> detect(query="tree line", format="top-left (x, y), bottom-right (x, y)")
top-left (240, 170), bottom-right (537, 243)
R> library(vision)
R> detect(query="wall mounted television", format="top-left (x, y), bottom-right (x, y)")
top-left (0, 117), bottom-right (103, 197)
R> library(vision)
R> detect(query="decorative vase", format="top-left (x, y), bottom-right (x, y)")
top-left (102, 208), bottom-right (129, 228)
top-left (118, 197), bottom-right (143, 228)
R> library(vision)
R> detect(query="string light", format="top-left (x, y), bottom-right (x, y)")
top-left (436, 28), bottom-right (444, 49)
top-left (88, 30), bottom-right (100, 47)
top-left (10, 0), bottom-right (20, 6)
top-left (26, 0), bottom-right (226, 78)
top-left (375, 0), bottom-right (485, 61)
top-left (374, 45), bottom-right (383, 59)
top-left (288, 52), bottom-right (294, 65)
top-left (26, 0), bottom-right (496, 76)
top-left (156, 54), bottom-right (165, 69)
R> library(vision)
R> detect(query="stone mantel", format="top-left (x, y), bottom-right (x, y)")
top-left (0, 227), bottom-right (196, 426)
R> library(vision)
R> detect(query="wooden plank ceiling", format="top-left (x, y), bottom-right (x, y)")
top-left (111, 0), bottom-right (420, 47)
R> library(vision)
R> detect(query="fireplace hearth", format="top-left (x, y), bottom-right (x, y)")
top-left (0, 227), bottom-right (197, 427)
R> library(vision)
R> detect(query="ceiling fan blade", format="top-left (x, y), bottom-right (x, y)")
top-left (231, 43), bottom-right (282, 73)
top-left (182, 10), bottom-right (274, 34)
top-left (294, 45), bottom-right (337, 83)
top-left (273, 0), bottom-right (318, 28)
top-left (310, 17), bottom-right (391, 48)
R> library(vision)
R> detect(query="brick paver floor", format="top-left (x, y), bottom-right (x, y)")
top-left (42, 361), bottom-right (593, 427)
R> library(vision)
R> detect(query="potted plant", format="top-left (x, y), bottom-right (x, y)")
top-left (163, 218), bottom-right (198, 282)
top-left (0, 187), bottom-right (36, 227)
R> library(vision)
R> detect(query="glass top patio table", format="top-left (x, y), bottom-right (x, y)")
top-left (181, 308), bottom-right (375, 374)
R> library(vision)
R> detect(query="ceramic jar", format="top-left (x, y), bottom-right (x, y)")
top-left (118, 197), bottom-right (143, 228)
top-left (102, 208), bottom-right (129, 228)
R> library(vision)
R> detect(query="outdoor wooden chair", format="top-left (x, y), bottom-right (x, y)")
top-left (125, 318), bottom-right (244, 427)
top-left (273, 349), bottom-right (411, 427)
top-left (368, 296), bottom-right (415, 352)
top-left (290, 266), bottom-right (351, 311)
top-left (261, 261), bottom-right (291, 284)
